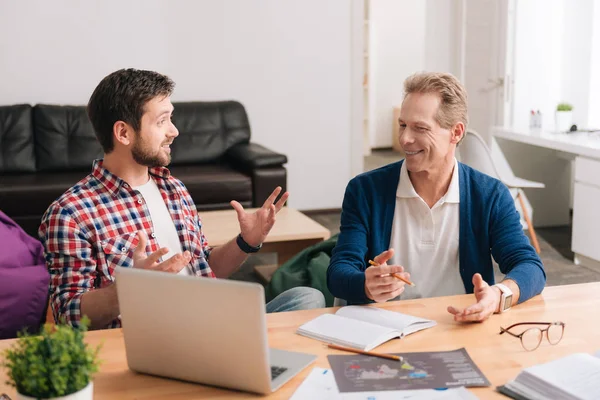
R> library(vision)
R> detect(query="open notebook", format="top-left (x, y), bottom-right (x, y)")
top-left (498, 352), bottom-right (600, 400)
top-left (296, 306), bottom-right (436, 351)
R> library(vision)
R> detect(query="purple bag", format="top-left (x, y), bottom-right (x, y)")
top-left (0, 211), bottom-right (49, 339)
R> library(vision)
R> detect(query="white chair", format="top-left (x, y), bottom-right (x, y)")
top-left (457, 130), bottom-right (545, 254)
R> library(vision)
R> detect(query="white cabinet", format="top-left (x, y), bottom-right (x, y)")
top-left (572, 157), bottom-right (600, 264)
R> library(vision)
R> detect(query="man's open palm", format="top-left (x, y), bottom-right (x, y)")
top-left (131, 231), bottom-right (190, 273)
top-left (230, 186), bottom-right (289, 247)
top-left (447, 273), bottom-right (499, 322)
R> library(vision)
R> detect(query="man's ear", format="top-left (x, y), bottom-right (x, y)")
top-left (450, 122), bottom-right (465, 145)
top-left (113, 121), bottom-right (134, 147)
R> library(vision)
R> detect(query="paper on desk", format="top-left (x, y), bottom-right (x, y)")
top-left (290, 368), bottom-right (339, 399)
top-left (290, 368), bottom-right (479, 400)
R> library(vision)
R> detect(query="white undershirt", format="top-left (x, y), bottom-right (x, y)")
top-left (134, 178), bottom-right (191, 276)
top-left (389, 159), bottom-right (465, 300)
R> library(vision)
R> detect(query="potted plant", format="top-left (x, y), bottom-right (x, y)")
top-left (1, 317), bottom-right (101, 400)
top-left (555, 102), bottom-right (573, 132)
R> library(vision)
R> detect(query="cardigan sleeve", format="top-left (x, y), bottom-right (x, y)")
top-left (489, 185), bottom-right (546, 303)
top-left (327, 178), bottom-right (371, 304)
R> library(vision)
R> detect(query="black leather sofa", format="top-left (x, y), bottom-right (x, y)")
top-left (0, 101), bottom-right (287, 237)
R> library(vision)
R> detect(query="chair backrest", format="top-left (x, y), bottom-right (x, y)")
top-left (458, 129), bottom-right (521, 181)
top-left (489, 136), bottom-right (519, 183)
top-left (457, 130), bottom-right (501, 179)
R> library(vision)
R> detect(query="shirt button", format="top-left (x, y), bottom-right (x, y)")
top-left (151, 232), bottom-right (156, 238)
top-left (137, 199), bottom-right (143, 204)
top-left (123, 183), bottom-right (129, 188)
top-left (121, 247), bottom-right (127, 253)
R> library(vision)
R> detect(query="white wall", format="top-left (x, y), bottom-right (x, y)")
top-left (512, 0), bottom-right (598, 131)
top-left (589, 0), bottom-right (600, 129)
top-left (368, 0), bottom-right (459, 148)
top-left (512, 0), bottom-right (565, 131)
top-left (561, 0), bottom-right (594, 128)
top-left (0, 0), bottom-right (355, 211)
top-left (425, 0), bottom-right (461, 74)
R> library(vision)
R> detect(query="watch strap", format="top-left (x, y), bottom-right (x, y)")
top-left (494, 283), bottom-right (513, 313)
top-left (236, 233), bottom-right (262, 253)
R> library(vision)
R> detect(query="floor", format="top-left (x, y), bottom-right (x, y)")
top-left (229, 149), bottom-right (600, 288)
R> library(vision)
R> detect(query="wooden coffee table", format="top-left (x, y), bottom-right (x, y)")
top-left (200, 207), bottom-right (331, 283)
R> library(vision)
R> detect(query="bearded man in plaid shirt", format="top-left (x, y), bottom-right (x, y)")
top-left (39, 69), bottom-right (325, 329)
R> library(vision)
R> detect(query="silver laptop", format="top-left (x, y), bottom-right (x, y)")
top-left (115, 267), bottom-right (316, 395)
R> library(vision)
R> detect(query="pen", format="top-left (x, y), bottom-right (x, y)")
top-left (327, 343), bottom-right (403, 362)
top-left (368, 260), bottom-right (416, 287)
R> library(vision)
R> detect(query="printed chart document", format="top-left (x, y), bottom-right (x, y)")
top-left (290, 367), bottom-right (479, 400)
top-left (327, 348), bottom-right (490, 392)
top-left (498, 352), bottom-right (600, 400)
top-left (296, 306), bottom-right (436, 351)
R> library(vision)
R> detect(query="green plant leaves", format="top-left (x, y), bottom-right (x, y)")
top-left (557, 103), bottom-right (573, 112)
top-left (1, 316), bottom-right (101, 398)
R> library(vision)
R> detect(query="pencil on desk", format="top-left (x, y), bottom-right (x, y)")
top-left (368, 260), bottom-right (416, 287)
top-left (327, 343), bottom-right (403, 362)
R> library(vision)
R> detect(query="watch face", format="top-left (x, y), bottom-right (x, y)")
top-left (504, 294), bottom-right (513, 310)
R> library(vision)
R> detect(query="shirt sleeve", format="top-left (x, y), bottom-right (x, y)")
top-left (39, 203), bottom-right (96, 328)
top-left (327, 178), bottom-right (371, 304)
top-left (489, 185), bottom-right (547, 303)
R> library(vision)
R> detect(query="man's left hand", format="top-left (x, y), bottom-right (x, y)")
top-left (230, 186), bottom-right (289, 247)
top-left (447, 273), bottom-right (500, 323)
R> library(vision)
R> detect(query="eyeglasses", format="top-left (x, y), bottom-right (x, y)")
top-left (499, 321), bottom-right (565, 351)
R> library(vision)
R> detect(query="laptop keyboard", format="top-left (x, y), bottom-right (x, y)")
top-left (271, 366), bottom-right (288, 380)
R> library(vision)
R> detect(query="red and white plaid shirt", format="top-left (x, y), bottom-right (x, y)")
top-left (39, 160), bottom-right (215, 329)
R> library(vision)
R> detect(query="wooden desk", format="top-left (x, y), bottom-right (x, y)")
top-left (200, 207), bottom-right (331, 282)
top-left (2, 283), bottom-right (599, 399)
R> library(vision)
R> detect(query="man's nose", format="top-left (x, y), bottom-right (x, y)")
top-left (169, 122), bottom-right (179, 138)
top-left (399, 128), bottom-right (415, 145)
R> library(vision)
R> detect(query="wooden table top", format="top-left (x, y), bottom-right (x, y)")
top-left (1, 282), bottom-right (599, 399)
top-left (200, 207), bottom-right (331, 246)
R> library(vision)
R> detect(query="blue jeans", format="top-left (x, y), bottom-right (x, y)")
top-left (266, 287), bottom-right (325, 313)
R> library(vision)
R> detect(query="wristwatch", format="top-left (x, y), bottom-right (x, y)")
top-left (494, 283), bottom-right (513, 314)
top-left (236, 233), bottom-right (262, 253)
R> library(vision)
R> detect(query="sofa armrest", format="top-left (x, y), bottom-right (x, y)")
top-left (224, 143), bottom-right (287, 173)
top-left (224, 143), bottom-right (287, 207)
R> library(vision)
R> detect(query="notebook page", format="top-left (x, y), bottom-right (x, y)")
top-left (336, 306), bottom-right (436, 335)
top-left (296, 314), bottom-right (399, 351)
top-left (523, 353), bottom-right (600, 400)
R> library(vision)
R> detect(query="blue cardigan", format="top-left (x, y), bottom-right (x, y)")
top-left (327, 160), bottom-right (546, 304)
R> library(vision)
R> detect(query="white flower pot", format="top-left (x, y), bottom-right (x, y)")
top-left (17, 382), bottom-right (93, 400)
top-left (555, 110), bottom-right (573, 133)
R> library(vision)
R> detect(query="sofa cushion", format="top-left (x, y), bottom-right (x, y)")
top-left (33, 104), bottom-right (103, 171)
top-left (170, 101), bottom-right (251, 165)
top-left (0, 104), bottom-right (36, 173)
top-left (0, 170), bottom-right (90, 219)
top-left (169, 164), bottom-right (252, 210)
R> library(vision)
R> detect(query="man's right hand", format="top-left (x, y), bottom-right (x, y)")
top-left (132, 231), bottom-right (191, 273)
top-left (364, 249), bottom-right (409, 303)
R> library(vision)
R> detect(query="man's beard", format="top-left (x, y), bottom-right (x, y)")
top-left (131, 135), bottom-right (171, 168)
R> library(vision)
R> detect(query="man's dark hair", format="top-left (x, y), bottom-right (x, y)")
top-left (87, 68), bottom-right (175, 153)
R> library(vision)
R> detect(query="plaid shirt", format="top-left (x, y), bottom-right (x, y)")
top-left (39, 160), bottom-right (215, 329)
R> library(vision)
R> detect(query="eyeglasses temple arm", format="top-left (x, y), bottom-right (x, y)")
top-left (499, 326), bottom-right (521, 338)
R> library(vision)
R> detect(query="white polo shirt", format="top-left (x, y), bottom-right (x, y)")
top-left (389, 159), bottom-right (465, 300)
